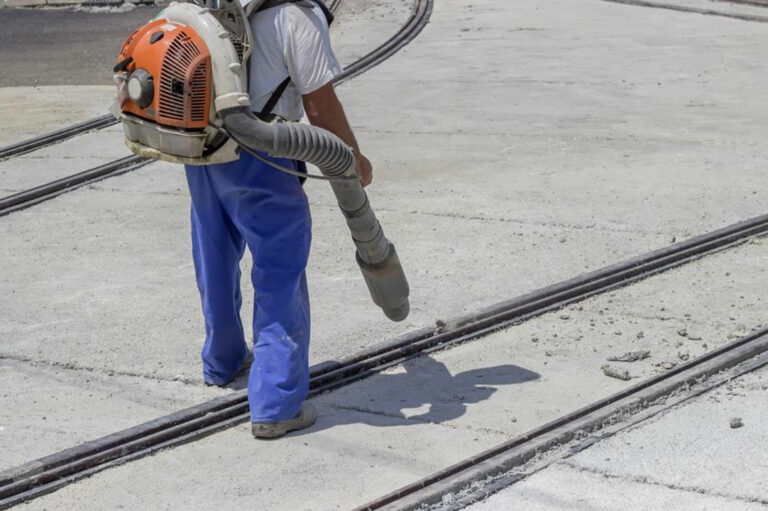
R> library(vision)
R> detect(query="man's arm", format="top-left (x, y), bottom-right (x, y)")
top-left (302, 82), bottom-right (373, 187)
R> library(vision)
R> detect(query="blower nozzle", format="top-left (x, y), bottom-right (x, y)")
top-left (357, 244), bottom-right (409, 321)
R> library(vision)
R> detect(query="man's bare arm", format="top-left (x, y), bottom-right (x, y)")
top-left (302, 82), bottom-right (373, 187)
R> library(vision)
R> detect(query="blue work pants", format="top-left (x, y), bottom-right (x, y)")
top-left (184, 150), bottom-right (311, 423)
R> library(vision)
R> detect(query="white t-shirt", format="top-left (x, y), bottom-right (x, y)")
top-left (247, 1), bottom-right (342, 121)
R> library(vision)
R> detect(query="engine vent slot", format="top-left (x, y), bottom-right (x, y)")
top-left (229, 31), bottom-right (245, 62)
top-left (189, 61), bottom-right (209, 123)
top-left (158, 31), bottom-right (201, 122)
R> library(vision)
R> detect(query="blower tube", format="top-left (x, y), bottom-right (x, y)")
top-left (221, 107), bottom-right (410, 322)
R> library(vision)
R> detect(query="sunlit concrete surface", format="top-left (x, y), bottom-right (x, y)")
top-left (18, 222), bottom-right (768, 508)
top-left (468, 364), bottom-right (768, 510)
top-left (2, 0), bottom-right (768, 507)
top-left (0, 86), bottom-right (114, 147)
top-left (0, 359), bottom-right (223, 470)
top-left (0, 125), bottom-right (129, 193)
top-left (0, 6), bottom-right (162, 87)
top-left (0, 0), bottom-right (415, 468)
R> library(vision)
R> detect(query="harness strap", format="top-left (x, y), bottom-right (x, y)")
top-left (259, 77), bottom-right (291, 119)
top-left (255, 0), bottom-right (334, 119)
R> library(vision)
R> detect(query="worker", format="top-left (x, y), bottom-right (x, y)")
top-left (184, 0), bottom-right (372, 439)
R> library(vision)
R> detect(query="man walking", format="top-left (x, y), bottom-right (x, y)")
top-left (184, 0), bottom-right (372, 438)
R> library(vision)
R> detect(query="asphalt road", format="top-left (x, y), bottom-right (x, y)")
top-left (0, 6), bottom-right (162, 87)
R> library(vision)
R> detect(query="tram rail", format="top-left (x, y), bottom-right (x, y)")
top-left (1, 209), bottom-right (766, 509)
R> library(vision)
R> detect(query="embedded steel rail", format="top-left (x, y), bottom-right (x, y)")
top-left (0, 0), bottom-right (436, 505)
top-left (713, 0), bottom-right (768, 7)
top-left (1, 210), bottom-right (767, 509)
top-left (334, 0), bottom-right (431, 85)
top-left (0, 115), bottom-right (117, 161)
top-left (0, 155), bottom-right (151, 217)
top-left (0, 0), bottom-right (427, 218)
top-left (603, 0), bottom-right (768, 23)
top-left (358, 327), bottom-right (768, 510)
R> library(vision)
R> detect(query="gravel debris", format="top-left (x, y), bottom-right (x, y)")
top-left (607, 350), bottom-right (650, 362)
top-left (730, 417), bottom-right (744, 429)
top-left (601, 364), bottom-right (631, 381)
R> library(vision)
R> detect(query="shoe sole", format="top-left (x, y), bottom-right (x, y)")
top-left (252, 402), bottom-right (317, 439)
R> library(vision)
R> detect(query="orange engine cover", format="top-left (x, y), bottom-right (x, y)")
top-left (118, 19), bottom-right (212, 130)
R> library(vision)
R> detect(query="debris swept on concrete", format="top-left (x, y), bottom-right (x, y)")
top-left (601, 364), bottom-right (631, 381)
top-left (607, 350), bottom-right (650, 362)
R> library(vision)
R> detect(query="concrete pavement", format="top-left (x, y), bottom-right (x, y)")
top-left (2, 0), bottom-right (768, 507)
top-left (0, 358), bottom-right (223, 470)
top-left (0, 124), bottom-right (128, 193)
top-left (0, 87), bottom-right (114, 148)
top-left (0, 0), bottom-right (411, 189)
top-left (0, 6), bottom-right (162, 87)
top-left (0, 0), bottom-right (414, 470)
top-left (469, 363), bottom-right (768, 510)
top-left (602, 0), bottom-right (768, 22)
top-left (17, 215), bottom-right (768, 508)
top-left (6, 0), bottom-right (768, 389)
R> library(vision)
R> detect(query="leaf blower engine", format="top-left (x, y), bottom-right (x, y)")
top-left (113, 0), bottom-right (409, 321)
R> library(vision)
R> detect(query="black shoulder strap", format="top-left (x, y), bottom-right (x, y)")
top-left (255, 0), bottom-right (334, 118)
top-left (314, 0), bottom-right (334, 26)
top-left (259, 76), bottom-right (291, 118)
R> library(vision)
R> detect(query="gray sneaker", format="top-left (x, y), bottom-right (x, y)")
top-left (252, 402), bottom-right (318, 439)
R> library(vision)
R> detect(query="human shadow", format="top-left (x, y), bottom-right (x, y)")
top-left (306, 355), bottom-right (540, 434)
top-left (226, 373), bottom-right (249, 391)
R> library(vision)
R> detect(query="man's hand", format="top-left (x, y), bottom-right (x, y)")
top-left (355, 152), bottom-right (373, 187)
top-left (303, 83), bottom-right (372, 186)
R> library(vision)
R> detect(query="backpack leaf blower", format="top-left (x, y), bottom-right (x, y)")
top-left (112, 0), bottom-right (409, 321)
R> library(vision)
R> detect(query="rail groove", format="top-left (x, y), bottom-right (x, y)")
top-left (2, 0), bottom-right (765, 508)
top-left (1, 209), bottom-right (766, 509)
top-left (603, 0), bottom-right (768, 23)
top-left (0, 155), bottom-right (151, 217)
top-left (359, 326), bottom-right (768, 510)
top-left (0, 0), bottom-right (434, 504)
top-left (0, 115), bottom-right (117, 162)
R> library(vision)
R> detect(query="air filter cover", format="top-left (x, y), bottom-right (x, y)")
top-left (118, 19), bottom-right (212, 130)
